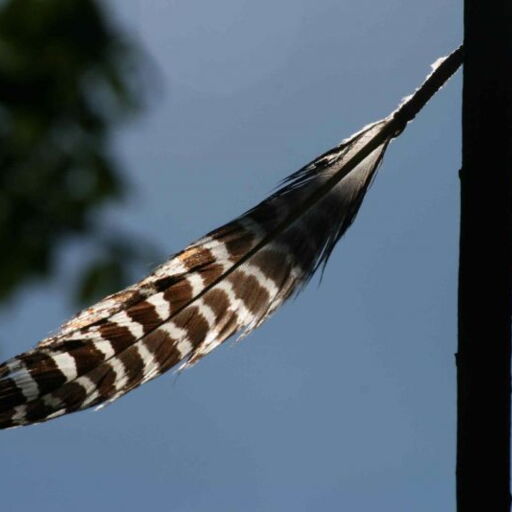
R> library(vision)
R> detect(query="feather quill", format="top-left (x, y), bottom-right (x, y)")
top-left (0, 47), bottom-right (462, 429)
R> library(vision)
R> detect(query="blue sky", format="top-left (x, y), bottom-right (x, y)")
top-left (1, 1), bottom-right (461, 510)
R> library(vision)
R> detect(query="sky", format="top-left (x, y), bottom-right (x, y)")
top-left (0, 1), bottom-right (461, 511)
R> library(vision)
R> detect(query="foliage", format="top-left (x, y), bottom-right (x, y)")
top-left (0, 0), bottom-right (156, 305)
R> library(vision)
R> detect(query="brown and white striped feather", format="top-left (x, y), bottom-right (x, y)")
top-left (0, 120), bottom-right (391, 429)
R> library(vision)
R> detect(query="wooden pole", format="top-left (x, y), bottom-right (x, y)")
top-left (457, 1), bottom-right (512, 510)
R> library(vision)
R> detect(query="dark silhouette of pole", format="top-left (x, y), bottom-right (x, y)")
top-left (457, 1), bottom-right (512, 510)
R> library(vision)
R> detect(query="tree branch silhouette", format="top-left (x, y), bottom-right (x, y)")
top-left (457, 1), bottom-right (512, 510)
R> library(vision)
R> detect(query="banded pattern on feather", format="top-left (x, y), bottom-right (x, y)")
top-left (0, 120), bottom-right (391, 429)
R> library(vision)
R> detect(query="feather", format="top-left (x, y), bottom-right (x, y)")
top-left (0, 46), bottom-right (462, 429)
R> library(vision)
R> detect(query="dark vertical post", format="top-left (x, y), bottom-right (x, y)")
top-left (458, 2), bottom-right (512, 510)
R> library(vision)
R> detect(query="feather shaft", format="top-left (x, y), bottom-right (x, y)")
top-left (214, 45), bottom-right (464, 288)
